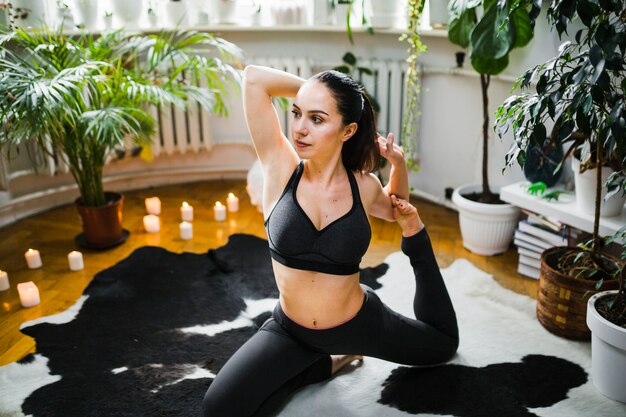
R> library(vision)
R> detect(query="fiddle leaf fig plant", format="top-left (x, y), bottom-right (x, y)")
top-left (448, 0), bottom-right (541, 203)
top-left (0, 26), bottom-right (242, 207)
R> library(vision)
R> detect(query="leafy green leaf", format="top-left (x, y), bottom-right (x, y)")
top-left (470, 2), bottom-right (514, 60)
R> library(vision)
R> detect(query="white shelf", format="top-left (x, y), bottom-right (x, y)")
top-left (500, 181), bottom-right (626, 236)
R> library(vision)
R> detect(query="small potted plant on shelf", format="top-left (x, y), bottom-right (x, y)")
top-left (0, 26), bottom-right (242, 249)
top-left (495, 0), bottom-right (625, 375)
top-left (447, 0), bottom-right (542, 256)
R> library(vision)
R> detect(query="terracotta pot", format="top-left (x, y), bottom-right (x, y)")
top-left (537, 246), bottom-right (619, 340)
top-left (75, 192), bottom-right (125, 248)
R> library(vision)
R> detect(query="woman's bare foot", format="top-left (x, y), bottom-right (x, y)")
top-left (390, 195), bottom-right (425, 237)
top-left (331, 354), bottom-right (363, 375)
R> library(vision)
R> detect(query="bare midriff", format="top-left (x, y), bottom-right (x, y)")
top-left (272, 259), bottom-right (365, 329)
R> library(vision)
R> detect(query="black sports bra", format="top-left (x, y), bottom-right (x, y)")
top-left (264, 161), bottom-right (371, 275)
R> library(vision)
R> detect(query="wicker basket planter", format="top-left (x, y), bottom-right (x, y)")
top-left (537, 247), bottom-right (619, 340)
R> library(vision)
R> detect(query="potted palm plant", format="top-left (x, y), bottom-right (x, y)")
top-left (0, 26), bottom-right (242, 248)
top-left (447, 0), bottom-right (542, 255)
top-left (495, 0), bottom-right (625, 388)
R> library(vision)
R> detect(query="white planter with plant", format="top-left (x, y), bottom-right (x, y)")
top-left (448, 1), bottom-right (539, 255)
top-left (69, 0), bottom-right (98, 30)
top-left (164, 0), bottom-right (188, 28)
top-left (369, 0), bottom-right (403, 28)
top-left (212, 0), bottom-right (237, 24)
top-left (572, 157), bottom-right (625, 218)
top-left (110, 0), bottom-right (142, 28)
top-left (587, 288), bottom-right (626, 403)
top-left (452, 184), bottom-right (520, 255)
top-left (9, 0), bottom-right (48, 28)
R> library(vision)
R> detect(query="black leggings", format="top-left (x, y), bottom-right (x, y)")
top-left (202, 228), bottom-right (458, 417)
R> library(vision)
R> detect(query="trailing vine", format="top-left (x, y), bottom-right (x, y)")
top-left (399, 0), bottom-right (426, 171)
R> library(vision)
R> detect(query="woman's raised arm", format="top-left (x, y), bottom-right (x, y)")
top-left (242, 65), bottom-right (303, 169)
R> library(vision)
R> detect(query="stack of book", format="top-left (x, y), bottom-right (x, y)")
top-left (514, 210), bottom-right (583, 279)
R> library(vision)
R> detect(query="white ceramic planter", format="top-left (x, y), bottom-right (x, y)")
top-left (212, 0), bottom-right (237, 24)
top-left (428, 0), bottom-right (450, 29)
top-left (164, 2), bottom-right (188, 28)
top-left (70, 0), bottom-right (98, 30)
top-left (370, 0), bottom-right (403, 28)
top-left (587, 291), bottom-right (626, 403)
top-left (110, 0), bottom-right (143, 28)
top-left (10, 0), bottom-right (49, 28)
top-left (452, 184), bottom-right (520, 256)
top-left (572, 157), bottom-right (625, 217)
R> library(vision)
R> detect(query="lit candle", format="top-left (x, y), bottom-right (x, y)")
top-left (67, 251), bottom-right (84, 271)
top-left (24, 249), bottom-right (42, 269)
top-left (145, 197), bottom-right (161, 215)
top-left (226, 193), bottom-right (239, 212)
top-left (179, 221), bottom-right (193, 240)
top-left (17, 281), bottom-right (40, 307)
top-left (181, 202), bottom-right (194, 222)
top-left (214, 201), bottom-right (227, 221)
top-left (0, 270), bottom-right (9, 291)
top-left (143, 214), bottom-right (160, 233)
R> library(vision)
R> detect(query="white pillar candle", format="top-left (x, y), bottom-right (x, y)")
top-left (24, 249), bottom-right (42, 269)
top-left (179, 221), bottom-right (193, 240)
top-left (145, 197), bottom-right (161, 215)
top-left (67, 251), bottom-right (84, 271)
top-left (17, 281), bottom-right (40, 307)
top-left (143, 214), bottom-right (161, 233)
top-left (181, 202), bottom-right (194, 222)
top-left (226, 193), bottom-right (239, 212)
top-left (0, 270), bottom-right (9, 291)
top-left (214, 201), bottom-right (227, 221)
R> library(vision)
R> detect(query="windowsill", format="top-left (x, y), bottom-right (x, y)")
top-left (63, 24), bottom-right (449, 38)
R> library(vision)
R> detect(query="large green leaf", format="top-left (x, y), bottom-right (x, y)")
top-left (512, 6), bottom-right (533, 48)
top-left (470, 1), bottom-right (515, 60)
top-left (448, 0), bottom-right (480, 48)
top-left (471, 52), bottom-right (509, 75)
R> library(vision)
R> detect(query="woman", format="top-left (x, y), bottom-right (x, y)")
top-left (202, 66), bottom-right (458, 417)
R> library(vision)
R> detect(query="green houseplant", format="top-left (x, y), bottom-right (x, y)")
top-left (495, 1), bottom-right (625, 390)
top-left (0, 26), bottom-right (242, 248)
top-left (447, 0), bottom-right (541, 255)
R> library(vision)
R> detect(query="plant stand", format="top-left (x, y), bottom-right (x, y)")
top-left (587, 291), bottom-right (626, 403)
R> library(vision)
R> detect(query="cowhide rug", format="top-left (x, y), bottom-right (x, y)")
top-left (0, 234), bottom-right (624, 417)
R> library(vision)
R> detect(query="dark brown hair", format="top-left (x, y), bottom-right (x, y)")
top-left (311, 70), bottom-right (379, 173)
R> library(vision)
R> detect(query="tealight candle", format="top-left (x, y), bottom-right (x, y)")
top-left (0, 270), bottom-right (9, 291)
top-left (226, 193), bottom-right (239, 212)
top-left (67, 251), bottom-right (84, 271)
top-left (214, 201), bottom-right (227, 221)
top-left (145, 197), bottom-right (161, 215)
top-left (180, 221), bottom-right (193, 240)
top-left (181, 202), bottom-right (194, 222)
top-left (24, 249), bottom-right (42, 269)
top-left (17, 281), bottom-right (40, 307)
top-left (143, 214), bottom-right (160, 233)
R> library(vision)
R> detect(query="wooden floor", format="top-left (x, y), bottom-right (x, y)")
top-left (0, 179), bottom-right (536, 366)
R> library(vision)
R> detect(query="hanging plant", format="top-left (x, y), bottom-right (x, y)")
top-left (400, 0), bottom-right (426, 171)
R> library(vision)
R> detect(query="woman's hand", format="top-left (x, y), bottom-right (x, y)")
top-left (377, 132), bottom-right (405, 167)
